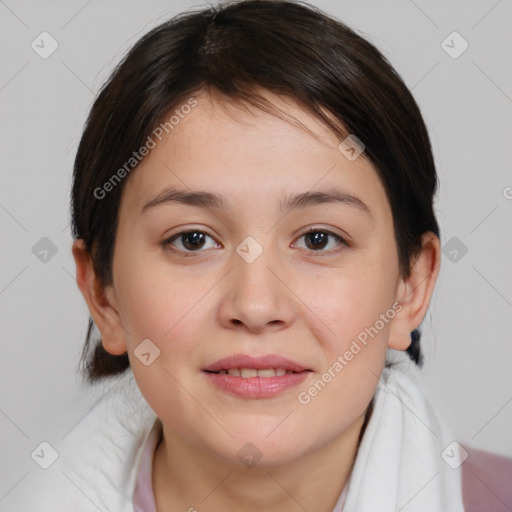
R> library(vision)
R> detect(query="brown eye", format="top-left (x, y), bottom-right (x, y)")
top-left (179, 231), bottom-right (206, 250)
top-left (164, 230), bottom-right (219, 255)
top-left (294, 229), bottom-right (347, 253)
top-left (304, 231), bottom-right (328, 250)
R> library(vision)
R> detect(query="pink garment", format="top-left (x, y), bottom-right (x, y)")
top-left (133, 420), bottom-right (512, 511)
top-left (133, 419), bottom-right (349, 511)
top-left (461, 445), bottom-right (512, 512)
top-left (133, 420), bottom-right (162, 512)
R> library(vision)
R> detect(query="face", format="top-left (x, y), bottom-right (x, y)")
top-left (105, 89), bottom-right (406, 465)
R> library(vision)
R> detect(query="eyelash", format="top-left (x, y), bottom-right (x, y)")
top-left (161, 227), bottom-right (348, 258)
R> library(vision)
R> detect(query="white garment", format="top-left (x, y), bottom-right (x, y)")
top-left (23, 350), bottom-right (465, 511)
top-left (342, 350), bottom-right (465, 511)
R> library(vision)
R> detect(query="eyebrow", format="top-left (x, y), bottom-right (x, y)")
top-left (141, 187), bottom-right (374, 221)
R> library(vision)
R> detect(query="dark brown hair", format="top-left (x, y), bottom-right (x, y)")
top-left (72, 0), bottom-right (440, 381)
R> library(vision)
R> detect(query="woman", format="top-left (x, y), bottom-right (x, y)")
top-left (27, 1), bottom-right (512, 510)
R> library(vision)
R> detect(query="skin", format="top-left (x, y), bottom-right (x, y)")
top-left (73, 88), bottom-right (441, 512)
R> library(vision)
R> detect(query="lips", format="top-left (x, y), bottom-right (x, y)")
top-left (202, 354), bottom-right (309, 374)
top-left (202, 354), bottom-right (312, 398)
top-left (216, 368), bottom-right (290, 378)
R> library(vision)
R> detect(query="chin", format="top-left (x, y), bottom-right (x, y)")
top-left (211, 431), bottom-right (311, 468)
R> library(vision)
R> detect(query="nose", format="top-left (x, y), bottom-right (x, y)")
top-left (217, 242), bottom-right (297, 334)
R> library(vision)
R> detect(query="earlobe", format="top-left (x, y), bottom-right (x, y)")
top-left (388, 232), bottom-right (441, 351)
top-left (71, 239), bottom-right (127, 356)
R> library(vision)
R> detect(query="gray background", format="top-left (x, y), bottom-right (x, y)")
top-left (1, 0), bottom-right (511, 507)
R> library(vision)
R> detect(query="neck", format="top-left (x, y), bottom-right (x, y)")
top-left (152, 408), bottom-right (370, 512)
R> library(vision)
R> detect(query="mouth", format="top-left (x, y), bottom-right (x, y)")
top-left (203, 353), bottom-right (310, 374)
top-left (202, 354), bottom-right (312, 398)
top-left (205, 367), bottom-right (301, 377)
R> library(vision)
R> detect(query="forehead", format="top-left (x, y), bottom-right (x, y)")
top-left (119, 89), bottom-right (392, 225)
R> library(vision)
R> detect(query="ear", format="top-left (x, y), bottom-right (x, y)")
top-left (72, 239), bottom-right (127, 355)
top-left (388, 231), bottom-right (441, 351)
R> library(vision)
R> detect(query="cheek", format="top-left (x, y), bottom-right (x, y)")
top-left (297, 262), bottom-right (395, 351)
top-left (116, 258), bottom-right (212, 432)
top-left (291, 261), bottom-right (395, 408)
top-left (115, 251), bottom-right (212, 351)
